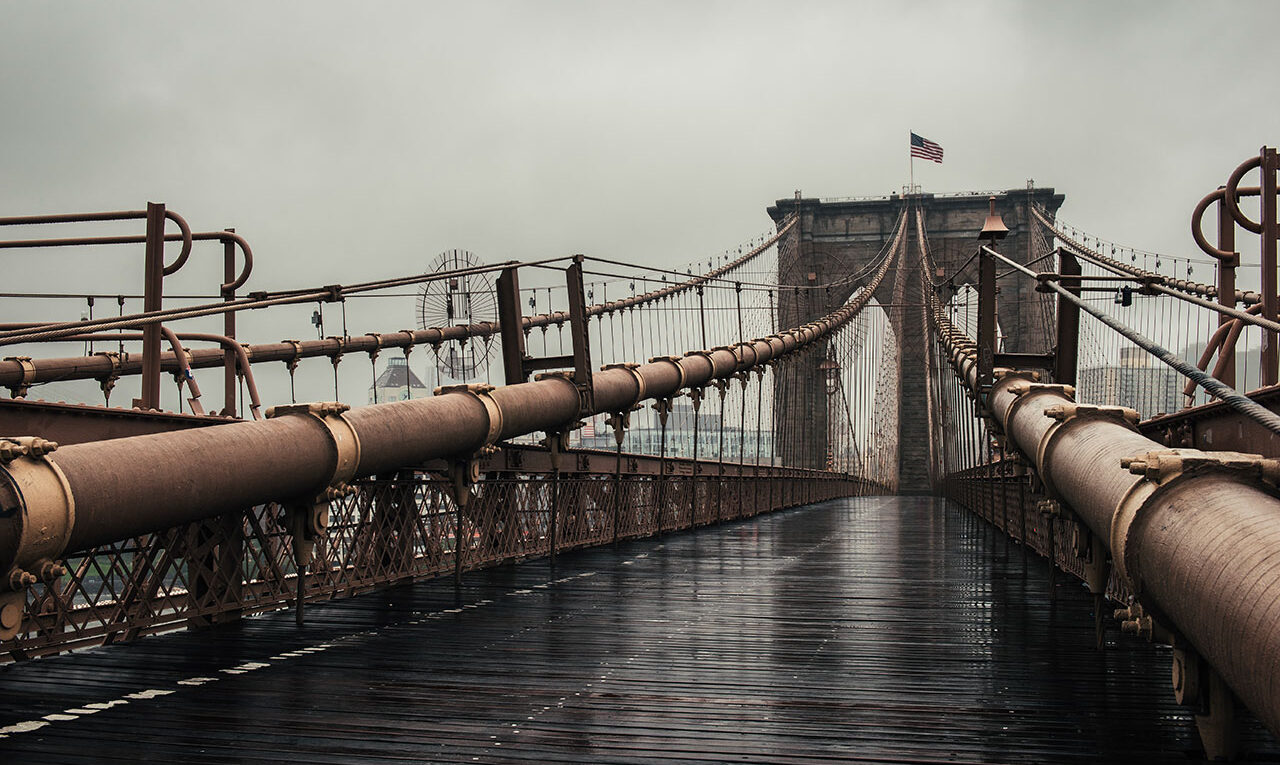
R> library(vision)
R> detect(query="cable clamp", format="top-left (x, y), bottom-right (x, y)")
top-left (3, 357), bottom-right (35, 399)
top-left (265, 402), bottom-right (362, 556)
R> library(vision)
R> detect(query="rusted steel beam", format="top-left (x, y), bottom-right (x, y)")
top-left (1141, 383), bottom-right (1280, 457)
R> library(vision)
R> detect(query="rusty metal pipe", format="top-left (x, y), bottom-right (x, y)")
top-left (0, 209), bottom-right (193, 275)
top-left (930, 226), bottom-right (1280, 739)
top-left (0, 218), bottom-right (793, 367)
top-left (987, 371), bottom-right (1280, 737)
top-left (0, 210), bottom-right (896, 561)
top-left (1, 327), bottom-right (264, 420)
top-left (3, 217), bottom-right (894, 562)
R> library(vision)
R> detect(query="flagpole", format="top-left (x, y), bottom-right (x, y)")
top-left (909, 131), bottom-right (914, 195)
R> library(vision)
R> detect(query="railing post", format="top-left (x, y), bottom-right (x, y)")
top-left (1262, 147), bottom-right (1278, 386)
top-left (1055, 247), bottom-right (1080, 387)
top-left (223, 228), bottom-right (238, 416)
top-left (140, 202), bottom-right (165, 410)
top-left (976, 246), bottom-right (996, 393)
top-left (566, 255), bottom-right (594, 410)
top-left (1216, 189), bottom-right (1238, 388)
top-left (496, 266), bottom-right (528, 386)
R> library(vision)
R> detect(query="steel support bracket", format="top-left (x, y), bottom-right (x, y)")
top-left (687, 386), bottom-right (705, 411)
top-left (364, 332), bottom-right (383, 364)
top-left (652, 397), bottom-right (673, 428)
top-left (91, 351), bottom-right (123, 400)
top-left (1113, 602), bottom-right (1175, 645)
top-left (2, 357), bottom-right (34, 399)
top-left (604, 410), bottom-right (630, 447)
top-left (265, 402), bottom-right (362, 560)
top-left (325, 336), bottom-right (346, 369)
top-left (282, 339), bottom-right (304, 375)
top-left (0, 436), bottom-right (74, 641)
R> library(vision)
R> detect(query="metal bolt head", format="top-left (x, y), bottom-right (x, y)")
top-left (7, 569), bottom-right (36, 590)
top-left (0, 598), bottom-right (22, 631)
top-left (38, 560), bottom-right (66, 582)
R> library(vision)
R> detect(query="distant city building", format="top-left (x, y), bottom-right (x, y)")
top-left (1078, 347), bottom-right (1181, 419)
top-left (368, 356), bottom-right (429, 404)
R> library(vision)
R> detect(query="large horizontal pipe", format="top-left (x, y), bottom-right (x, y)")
top-left (922, 235), bottom-right (1280, 736)
top-left (988, 374), bottom-right (1280, 737)
top-left (0, 211), bottom-right (902, 633)
top-left (926, 274), bottom-right (1280, 736)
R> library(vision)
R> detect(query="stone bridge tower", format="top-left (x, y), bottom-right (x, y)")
top-left (767, 187), bottom-right (1065, 493)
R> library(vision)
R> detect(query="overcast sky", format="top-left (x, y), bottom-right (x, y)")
top-left (2, 1), bottom-right (1277, 405)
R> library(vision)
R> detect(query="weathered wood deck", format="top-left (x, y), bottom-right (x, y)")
top-left (1, 496), bottom-right (1275, 763)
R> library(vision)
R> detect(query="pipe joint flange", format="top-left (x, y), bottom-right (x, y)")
top-left (1044, 402), bottom-right (1139, 427)
top-left (325, 336), bottom-right (347, 367)
top-left (648, 355), bottom-right (687, 390)
top-left (266, 401), bottom-right (363, 492)
top-left (604, 410), bottom-right (631, 446)
top-left (682, 349), bottom-right (718, 381)
top-left (263, 401), bottom-right (362, 555)
top-left (1110, 448), bottom-right (1280, 595)
top-left (0, 436), bottom-right (74, 640)
top-left (396, 329), bottom-right (417, 355)
top-left (3, 357), bottom-right (35, 399)
top-left (998, 380), bottom-right (1076, 434)
top-left (281, 339), bottom-right (304, 373)
top-left (1034, 402), bottom-right (1138, 499)
top-left (365, 332), bottom-right (383, 362)
top-left (708, 345), bottom-right (740, 377)
top-left (1003, 379), bottom-right (1074, 399)
top-left (601, 362), bottom-right (646, 405)
top-left (1121, 448), bottom-right (1280, 485)
top-left (91, 350), bottom-right (122, 373)
top-left (435, 383), bottom-right (505, 448)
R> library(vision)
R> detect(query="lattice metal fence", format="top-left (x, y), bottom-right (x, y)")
top-left (8, 460), bottom-right (865, 661)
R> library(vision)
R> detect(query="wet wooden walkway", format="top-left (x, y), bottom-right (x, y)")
top-left (1, 496), bottom-right (1277, 763)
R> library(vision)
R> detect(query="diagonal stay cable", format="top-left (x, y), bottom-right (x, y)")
top-left (983, 245), bottom-right (1280, 437)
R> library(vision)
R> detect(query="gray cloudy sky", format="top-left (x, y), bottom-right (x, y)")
top-left (1, 1), bottom-right (1277, 404)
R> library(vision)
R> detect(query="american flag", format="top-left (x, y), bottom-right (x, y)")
top-left (910, 132), bottom-right (944, 163)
